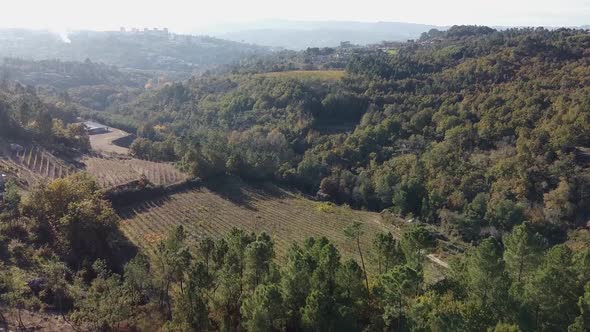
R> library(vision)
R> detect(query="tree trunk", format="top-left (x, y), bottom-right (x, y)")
top-left (518, 257), bottom-right (524, 283)
top-left (17, 308), bottom-right (25, 331)
top-left (357, 237), bottom-right (370, 297)
top-left (0, 310), bottom-right (7, 332)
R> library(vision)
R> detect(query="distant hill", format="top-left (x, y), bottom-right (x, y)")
top-left (0, 58), bottom-right (149, 89)
top-left (206, 20), bottom-right (444, 49)
top-left (0, 29), bottom-right (270, 74)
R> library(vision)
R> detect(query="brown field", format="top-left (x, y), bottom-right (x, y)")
top-left (0, 144), bottom-right (77, 186)
top-left (82, 156), bottom-right (188, 188)
top-left (0, 143), bottom-right (188, 190)
top-left (118, 177), bottom-right (391, 271)
top-left (255, 70), bottom-right (346, 80)
top-left (89, 128), bottom-right (131, 155)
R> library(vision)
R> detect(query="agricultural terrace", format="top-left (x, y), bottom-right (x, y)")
top-left (0, 144), bottom-right (77, 187)
top-left (119, 177), bottom-right (390, 271)
top-left (255, 70), bottom-right (346, 80)
top-left (82, 156), bottom-right (188, 188)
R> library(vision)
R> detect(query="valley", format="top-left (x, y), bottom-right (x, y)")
top-left (0, 22), bottom-right (589, 331)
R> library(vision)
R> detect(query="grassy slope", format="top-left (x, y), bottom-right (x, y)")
top-left (119, 177), bottom-right (389, 272)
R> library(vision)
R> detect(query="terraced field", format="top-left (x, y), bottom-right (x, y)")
top-left (0, 143), bottom-right (188, 190)
top-left (119, 178), bottom-right (390, 268)
top-left (82, 156), bottom-right (188, 188)
top-left (0, 145), bottom-right (77, 186)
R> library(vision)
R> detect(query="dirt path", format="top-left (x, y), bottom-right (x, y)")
top-left (370, 216), bottom-right (451, 269)
top-left (426, 253), bottom-right (450, 269)
top-left (89, 129), bottom-right (131, 155)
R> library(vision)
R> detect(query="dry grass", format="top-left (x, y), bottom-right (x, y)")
top-left (256, 70), bottom-right (346, 80)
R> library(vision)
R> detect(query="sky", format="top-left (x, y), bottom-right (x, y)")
top-left (0, 0), bottom-right (588, 33)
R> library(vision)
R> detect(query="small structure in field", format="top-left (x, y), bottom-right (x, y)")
top-left (84, 121), bottom-right (110, 135)
top-left (9, 143), bottom-right (24, 153)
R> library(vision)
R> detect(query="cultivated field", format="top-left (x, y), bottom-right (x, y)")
top-left (82, 156), bottom-right (188, 188)
top-left (0, 144), bottom-right (77, 186)
top-left (118, 177), bottom-right (390, 270)
top-left (256, 70), bottom-right (346, 80)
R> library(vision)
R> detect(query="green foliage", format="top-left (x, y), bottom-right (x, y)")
top-left (1, 180), bottom-right (21, 220)
top-left (400, 224), bottom-right (435, 266)
top-left (71, 260), bottom-right (133, 331)
top-left (240, 284), bottom-right (285, 332)
top-left (524, 245), bottom-right (580, 331)
top-left (88, 27), bottom-right (590, 244)
top-left (569, 282), bottom-right (590, 331)
top-left (373, 232), bottom-right (404, 274)
top-left (375, 264), bottom-right (422, 329)
top-left (20, 173), bottom-right (120, 268)
top-left (2, 26), bottom-right (590, 331)
top-left (465, 238), bottom-right (511, 326)
top-left (0, 84), bottom-right (90, 150)
top-left (503, 223), bottom-right (546, 288)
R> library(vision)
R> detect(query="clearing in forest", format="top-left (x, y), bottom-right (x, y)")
top-left (118, 177), bottom-right (390, 270)
top-left (88, 128), bottom-right (131, 155)
top-left (82, 156), bottom-right (189, 189)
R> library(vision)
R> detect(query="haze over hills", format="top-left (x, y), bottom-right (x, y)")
top-left (204, 20), bottom-right (444, 49)
top-left (2, 5), bottom-right (590, 327)
top-left (0, 28), bottom-right (269, 76)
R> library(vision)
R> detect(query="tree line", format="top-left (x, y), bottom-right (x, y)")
top-left (2, 173), bottom-right (590, 331)
top-left (96, 26), bottom-right (590, 246)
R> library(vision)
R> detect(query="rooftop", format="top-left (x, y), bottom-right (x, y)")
top-left (83, 121), bottom-right (108, 130)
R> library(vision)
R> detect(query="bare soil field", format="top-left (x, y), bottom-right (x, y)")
top-left (88, 128), bottom-right (131, 155)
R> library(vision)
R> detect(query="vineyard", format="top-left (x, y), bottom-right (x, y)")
top-left (0, 142), bottom-right (189, 190)
top-left (119, 178), bottom-right (391, 270)
top-left (82, 156), bottom-right (189, 188)
top-left (0, 145), bottom-right (77, 186)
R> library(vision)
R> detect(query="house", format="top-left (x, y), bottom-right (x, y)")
top-left (84, 121), bottom-right (109, 135)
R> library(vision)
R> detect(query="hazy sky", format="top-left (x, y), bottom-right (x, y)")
top-left (1, 0), bottom-right (588, 33)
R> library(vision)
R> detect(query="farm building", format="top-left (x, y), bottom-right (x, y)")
top-left (84, 121), bottom-right (109, 135)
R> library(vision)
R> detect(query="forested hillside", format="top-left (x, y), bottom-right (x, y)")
top-left (0, 83), bottom-right (89, 150)
top-left (0, 29), bottom-right (269, 74)
top-left (100, 26), bottom-right (590, 243)
top-left (0, 58), bottom-right (152, 113)
top-left (2, 26), bottom-right (590, 331)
